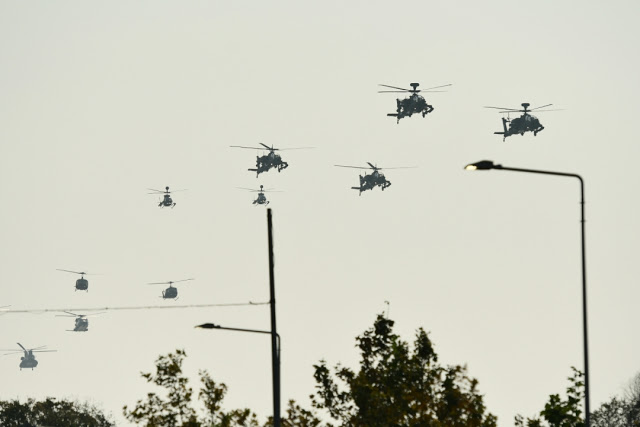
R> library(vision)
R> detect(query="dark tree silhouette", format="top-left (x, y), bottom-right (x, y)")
top-left (310, 314), bottom-right (497, 427)
top-left (0, 397), bottom-right (113, 427)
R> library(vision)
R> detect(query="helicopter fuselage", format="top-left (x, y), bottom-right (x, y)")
top-left (253, 192), bottom-right (269, 205)
top-left (162, 286), bottom-right (178, 299)
top-left (20, 353), bottom-right (38, 370)
top-left (352, 171), bottom-right (391, 195)
top-left (496, 113), bottom-right (544, 140)
top-left (73, 317), bottom-right (89, 332)
top-left (75, 278), bottom-right (88, 291)
top-left (388, 93), bottom-right (434, 123)
top-left (159, 194), bottom-right (175, 208)
top-left (249, 151), bottom-right (288, 177)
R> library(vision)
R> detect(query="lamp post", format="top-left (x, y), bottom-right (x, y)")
top-left (465, 160), bottom-right (590, 426)
top-left (196, 208), bottom-right (281, 427)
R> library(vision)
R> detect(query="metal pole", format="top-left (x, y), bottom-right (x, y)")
top-left (496, 165), bottom-right (590, 426)
top-left (267, 208), bottom-right (281, 427)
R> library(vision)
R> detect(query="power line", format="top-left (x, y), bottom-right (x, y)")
top-left (0, 301), bottom-right (269, 314)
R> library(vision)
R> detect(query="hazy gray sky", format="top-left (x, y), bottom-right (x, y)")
top-left (1, 1), bottom-right (639, 425)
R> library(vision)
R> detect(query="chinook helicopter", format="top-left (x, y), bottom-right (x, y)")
top-left (484, 103), bottom-right (557, 141)
top-left (147, 278), bottom-right (194, 300)
top-left (379, 83), bottom-right (452, 123)
top-left (56, 269), bottom-right (93, 291)
top-left (1, 343), bottom-right (56, 370)
top-left (56, 311), bottom-right (105, 332)
top-left (147, 186), bottom-right (187, 208)
top-left (335, 162), bottom-right (416, 196)
top-left (231, 143), bottom-right (313, 177)
top-left (237, 185), bottom-right (282, 206)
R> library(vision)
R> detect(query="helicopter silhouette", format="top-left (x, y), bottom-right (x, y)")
top-left (231, 143), bottom-right (313, 177)
top-left (1, 343), bottom-right (56, 370)
top-left (147, 278), bottom-right (194, 300)
top-left (56, 269), bottom-right (93, 291)
top-left (147, 186), bottom-right (186, 208)
top-left (56, 311), bottom-right (105, 332)
top-left (335, 162), bottom-right (416, 196)
top-left (237, 185), bottom-right (282, 206)
top-left (484, 103), bottom-right (557, 141)
top-left (379, 83), bottom-right (452, 123)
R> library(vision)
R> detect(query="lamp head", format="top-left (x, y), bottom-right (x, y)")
top-left (465, 160), bottom-right (501, 171)
top-left (195, 323), bottom-right (220, 329)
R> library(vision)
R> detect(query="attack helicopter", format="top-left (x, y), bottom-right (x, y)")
top-left (56, 311), bottom-right (105, 332)
top-left (231, 143), bottom-right (313, 177)
top-left (147, 186), bottom-right (186, 208)
top-left (484, 103), bottom-right (557, 141)
top-left (236, 185), bottom-right (282, 206)
top-left (147, 278), bottom-right (194, 300)
top-left (56, 269), bottom-right (93, 291)
top-left (335, 162), bottom-right (416, 196)
top-left (379, 83), bottom-right (452, 123)
top-left (1, 343), bottom-right (56, 370)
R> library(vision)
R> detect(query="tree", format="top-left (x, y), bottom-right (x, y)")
top-left (514, 367), bottom-right (585, 427)
top-left (0, 397), bottom-right (114, 427)
top-left (123, 349), bottom-right (323, 427)
top-left (591, 371), bottom-right (640, 427)
top-left (310, 314), bottom-right (497, 427)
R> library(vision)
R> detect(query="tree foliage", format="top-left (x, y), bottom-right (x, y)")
top-left (515, 367), bottom-right (585, 427)
top-left (0, 397), bottom-right (113, 427)
top-left (310, 314), bottom-right (497, 427)
top-left (591, 371), bottom-right (640, 427)
top-left (123, 349), bottom-right (322, 427)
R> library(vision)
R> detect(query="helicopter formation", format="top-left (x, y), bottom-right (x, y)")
top-left (5, 82), bottom-right (560, 372)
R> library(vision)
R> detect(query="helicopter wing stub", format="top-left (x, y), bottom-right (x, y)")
top-left (379, 84), bottom-right (410, 91)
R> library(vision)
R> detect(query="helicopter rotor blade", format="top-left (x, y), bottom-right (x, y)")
top-left (419, 83), bottom-right (452, 91)
top-left (378, 90), bottom-right (410, 93)
top-left (367, 162), bottom-right (378, 170)
top-left (530, 103), bottom-right (553, 111)
top-left (32, 349), bottom-right (57, 353)
top-left (17, 343), bottom-right (27, 352)
top-left (56, 269), bottom-right (86, 275)
top-left (2, 351), bottom-right (25, 356)
top-left (237, 187), bottom-right (261, 192)
top-left (230, 145), bottom-right (265, 150)
top-left (276, 147), bottom-right (315, 151)
top-left (484, 106), bottom-right (518, 111)
top-left (259, 143), bottom-right (275, 151)
top-left (146, 188), bottom-right (165, 193)
top-left (378, 84), bottom-right (410, 91)
top-left (334, 165), bottom-right (371, 170)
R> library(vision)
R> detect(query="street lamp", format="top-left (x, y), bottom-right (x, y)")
top-left (465, 160), bottom-right (591, 426)
top-left (197, 208), bottom-right (281, 427)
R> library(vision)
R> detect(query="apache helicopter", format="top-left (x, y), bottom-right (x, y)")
top-left (147, 186), bottom-right (186, 208)
top-left (335, 162), bottom-right (416, 196)
top-left (231, 143), bottom-right (313, 177)
top-left (56, 269), bottom-right (93, 291)
top-left (147, 278), bottom-right (194, 300)
top-left (1, 343), bottom-right (56, 370)
top-left (379, 83), bottom-right (452, 123)
top-left (484, 103), bottom-right (557, 141)
top-left (56, 311), bottom-right (105, 332)
top-left (237, 185), bottom-right (282, 206)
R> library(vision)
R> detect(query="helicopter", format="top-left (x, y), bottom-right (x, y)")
top-left (56, 311), bottom-right (105, 332)
top-left (147, 186), bottom-right (186, 208)
top-left (484, 103), bottom-right (557, 141)
top-left (1, 343), bottom-right (56, 370)
top-left (335, 162), bottom-right (416, 196)
top-left (147, 278), bottom-right (194, 300)
top-left (57, 269), bottom-right (93, 291)
top-left (231, 143), bottom-right (313, 177)
top-left (379, 83), bottom-right (452, 123)
top-left (237, 185), bottom-right (282, 206)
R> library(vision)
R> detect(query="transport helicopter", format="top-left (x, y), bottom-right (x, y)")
top-left (147, 278), bottom-right (194, 300)
top-left (236, 185), bottom-right (282, 206)
top-left (335, 162), bottom-right (416, 196)
top-left (230, 143), bottom-right (313, 177)
top-left (147, 186), bottom-right (186, 208)
top-left (1, 343), bottom-right (56, 370)
top-left (379, 83), bottom-right (452, 123)
top-left (56, 269), bottom-right (93, 291)
top-left (56, 311), bottom-right (105, 332)
top-left (484, 103), bottom-right (558, 141)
